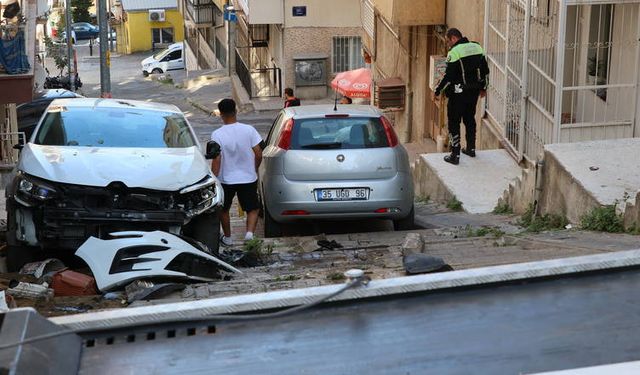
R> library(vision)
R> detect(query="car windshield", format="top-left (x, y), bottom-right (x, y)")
top-left (152, 48), bottom-right (169, 60)
top-left (290, 117), bottom-right (389, 150)
top-left (34, 107), bottom-right (196, 148)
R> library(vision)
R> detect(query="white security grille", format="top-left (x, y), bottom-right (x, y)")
top-left (485, 0), bottom-right (639, 161)
top-left (332, 36), bottom-right (366, 73)
top-left (361, 0), bottom-right (375, 39)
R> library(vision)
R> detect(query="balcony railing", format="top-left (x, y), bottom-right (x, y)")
top-left (184, 0), bottom-right (215, 25)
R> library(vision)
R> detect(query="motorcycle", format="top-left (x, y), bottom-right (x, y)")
top-left (43, 68), bottom-right (83, 90)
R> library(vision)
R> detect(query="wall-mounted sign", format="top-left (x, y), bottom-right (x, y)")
top-left (292, 6), bottom-right (307, 17)
top-left (294, 56), bottom-right (327, 87)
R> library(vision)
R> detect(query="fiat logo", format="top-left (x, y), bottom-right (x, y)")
top-left (337, 154), bottom-right (345, 162)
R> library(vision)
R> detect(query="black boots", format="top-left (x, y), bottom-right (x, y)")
top-left (462, 148), bottom-right (476, 157)
top-left (444, 147), bottom-right (460, 165)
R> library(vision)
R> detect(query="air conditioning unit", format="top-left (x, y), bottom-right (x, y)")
top-left (149, 9), bottom-right (166, 22)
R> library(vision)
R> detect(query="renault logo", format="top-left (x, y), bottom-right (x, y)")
top-left (337, 154), bottom-right (345, 162)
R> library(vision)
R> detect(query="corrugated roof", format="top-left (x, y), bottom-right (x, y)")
top-left (120, 0), bottom-right (177, 11)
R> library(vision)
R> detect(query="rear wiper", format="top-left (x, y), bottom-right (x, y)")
top-left (301, 142), bottom-right (342, 149)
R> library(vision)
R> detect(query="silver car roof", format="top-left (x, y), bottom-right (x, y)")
top-left (283, 105), bottom-right (383, 119)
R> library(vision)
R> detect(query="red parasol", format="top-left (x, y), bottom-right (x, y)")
top-left (330, 68), bottom-right (372, 98)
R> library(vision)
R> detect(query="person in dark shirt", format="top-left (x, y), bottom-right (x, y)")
top-left (283, 87), bottom-right (301, 108)
top-left (433, 28), bottom-right (490, 165)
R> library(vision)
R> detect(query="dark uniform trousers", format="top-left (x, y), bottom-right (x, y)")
top-left (447, 88), bottom-right (480, 156)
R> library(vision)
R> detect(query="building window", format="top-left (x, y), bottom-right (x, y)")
top-left (332, 36), bottom-right (365, 73)
top-left (152, 28), bottom-right (174, 45)
top-left (586, 4), bottom-right (613, 101)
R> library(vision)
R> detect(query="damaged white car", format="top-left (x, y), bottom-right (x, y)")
top-left (5, 98), bottom-right (223, 271)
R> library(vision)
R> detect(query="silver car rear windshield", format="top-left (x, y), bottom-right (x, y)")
top-left (291, 117), bottom-right (388, 150)
top-left (34, 107), bottom-right (196, 148)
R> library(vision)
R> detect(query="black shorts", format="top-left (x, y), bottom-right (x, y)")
top-left (221, 181), bottom-right (260, 212)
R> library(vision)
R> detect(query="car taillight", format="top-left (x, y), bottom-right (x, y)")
top-left (282, 210), bottom-right (310, 216)
top-left (277, 118), bottom-right (294, 150)
top-left (380, 116), bottom-right (399, 147)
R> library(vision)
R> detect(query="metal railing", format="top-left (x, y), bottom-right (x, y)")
top-left (184, 0), bottom-right (215, 25)
top-left (235, 49), bottom-right (282, 98)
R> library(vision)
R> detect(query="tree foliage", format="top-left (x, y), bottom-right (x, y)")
top-left (71, 0), bottom-right (92, 23)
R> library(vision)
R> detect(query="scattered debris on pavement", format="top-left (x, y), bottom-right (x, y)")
top-left (50, 270), bottom-right (98, 297)
top-left (7, 279), bottom-right (54, 300)
top-left (125, 280), bottom-right (186, 303)
top-left (403, 254), bottom-right (453, 274)
top-left (19, 259), bottom-right (66, 279)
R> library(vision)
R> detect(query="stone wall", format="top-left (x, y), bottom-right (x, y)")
top-left (282, 26), bottom-right (362, 98)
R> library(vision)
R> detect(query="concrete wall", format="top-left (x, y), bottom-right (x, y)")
top-left (373, 0), bottom-right (445, 26)
top-left (282, 26), bottom-right (361, 97)
top-left (446, 0), bottom-right (485, 44)
top-left (537, 151), bottom-right (601, 224)
top-left (283, 0), bottom-right (360, 28)
top-left (624, 191), bottom-right (640, 230)
top-left (124, 10), bottom-right (184, 53)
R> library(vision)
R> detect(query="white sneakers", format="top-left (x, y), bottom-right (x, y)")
top-left (220, 235), bottom-right (234, 247)
top-left (220, 232), bottom-right (255, 247)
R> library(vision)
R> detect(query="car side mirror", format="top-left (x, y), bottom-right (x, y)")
top-left (13, 143), bottom-right (24, 151)
top-left (205, 141), bottom-right (221, 160)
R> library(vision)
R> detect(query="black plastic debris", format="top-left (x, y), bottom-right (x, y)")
top-left (403, 254), bottom-right (453, 275)
top-left (317, 240), bottom-right (343, 250)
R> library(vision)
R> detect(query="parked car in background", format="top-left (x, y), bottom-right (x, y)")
top-left (141, 42), bottom-right (184, 76)
top-left (5, 98), bottom-right (223, 271)
top-left (17, 89), bottom-right (84, 142)
top-left (259, 105), bottom-right (414, 237)
top-left (71, 22), bottom-right (100, 39)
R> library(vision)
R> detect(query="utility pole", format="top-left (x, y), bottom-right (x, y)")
top-left (65, 0), bottom-right (75, 91)
top-left (98, 0), bottom-right (112, 98)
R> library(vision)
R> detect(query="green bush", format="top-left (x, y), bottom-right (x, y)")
top-left (580, 205), bottom-right (624, 233)
top-left (518, 204), bottom-right (568, 233)
top-left (446, 196), bottom-right (463, 211)
top-left (493, 202), bottom-right (513, 215)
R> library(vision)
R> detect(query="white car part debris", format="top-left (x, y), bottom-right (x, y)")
top-left (19, 258), bottom-right (66, 279)
top-left (75, 231), bottom-right (242, 292)
top-left (7, 280), bottom-right (54, 300)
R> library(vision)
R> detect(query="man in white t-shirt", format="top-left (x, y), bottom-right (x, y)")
top-left (211, 99), bottom-right (263, 246)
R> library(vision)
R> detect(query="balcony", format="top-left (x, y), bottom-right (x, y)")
top-left (372, 0), bottom-right (445, 26)
top-left (235, 0), bottom-right (283, 25)
top-left (184, 0), bottom-right (215, 25)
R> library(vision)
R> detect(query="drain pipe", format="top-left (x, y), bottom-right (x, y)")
top-left (404, 26), bottom-right (414, 143)
top-left (533, 158), bottom-right (545, 215)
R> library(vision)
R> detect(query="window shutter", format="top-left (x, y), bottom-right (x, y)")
top-left (375, 77), bottom-right (406, 110)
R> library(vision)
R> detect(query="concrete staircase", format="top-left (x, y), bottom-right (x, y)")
top-left (413, 150), bottom-right (522, 214)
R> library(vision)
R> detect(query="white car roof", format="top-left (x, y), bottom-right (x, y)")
top-left (283, 104), bottom-right (383, 119)
top-left (47, 98), bottom-right (182, 113)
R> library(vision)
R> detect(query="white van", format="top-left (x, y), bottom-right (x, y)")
top-left (141, 42), bottom-right (185, 76)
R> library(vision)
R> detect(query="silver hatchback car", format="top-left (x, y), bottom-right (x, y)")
top-left (259, 105), bottom-right (414, 237)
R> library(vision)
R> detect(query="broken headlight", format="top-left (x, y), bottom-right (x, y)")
top-left (178, 176), bottom-right (218, 218)
top-left (14, 173), bottom-right (58, 205)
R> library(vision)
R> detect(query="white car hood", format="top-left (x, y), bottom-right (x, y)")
top-left (141, 56), bottom-right (156, 66)
top-left (18, 144), bottom-right (210, 191)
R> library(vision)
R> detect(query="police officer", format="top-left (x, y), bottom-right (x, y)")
top-left (433, 28), bottom-right (490, 165)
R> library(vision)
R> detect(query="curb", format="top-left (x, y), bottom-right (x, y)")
top-left (186, 97), bottom-right (214, 116)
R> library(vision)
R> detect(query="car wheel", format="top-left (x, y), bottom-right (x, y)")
top-left (263, 203), bottom-right (282, 238)
top-left (152, 68), bottom-right (163, 74)
top-left (393, 205), bottom-right (415, 231)
top-left (6, 200), bottom-right (38, 272)
top-left (183, 211), bottom-right (220, 255)
top-left (142, 71), bottom-right (149, 77)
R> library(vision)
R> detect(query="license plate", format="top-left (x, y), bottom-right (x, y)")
top-left (315, 188), bottom-right (369, 201)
